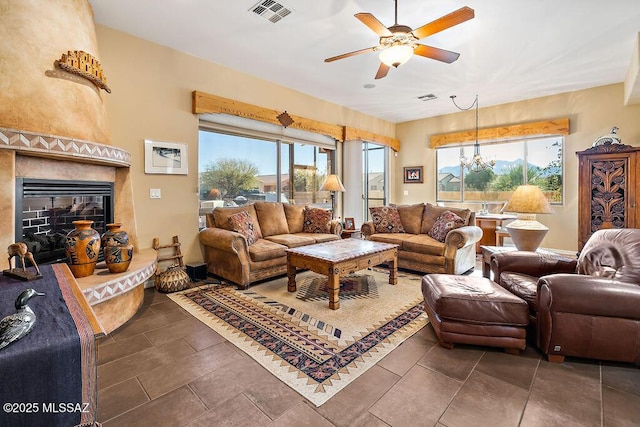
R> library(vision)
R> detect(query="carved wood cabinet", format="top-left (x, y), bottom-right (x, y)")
top-left (576, 144), bottom-right (640, 251)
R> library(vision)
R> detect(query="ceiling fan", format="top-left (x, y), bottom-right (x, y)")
top-left (324, 1), bottom-right (475, 79)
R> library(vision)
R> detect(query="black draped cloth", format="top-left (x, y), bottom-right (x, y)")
top-left (0, 264), bottom-right (97, 426)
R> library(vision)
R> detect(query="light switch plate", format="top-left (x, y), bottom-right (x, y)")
top-left (150, 188), bottom-right (161, 199)
top-left (403, 190), bottom-right (409, 196)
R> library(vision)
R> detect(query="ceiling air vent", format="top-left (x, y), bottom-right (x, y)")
top-left (250, 0), bottom-right (292, 24)
top-left (418, 94), bottom-right (437, 101)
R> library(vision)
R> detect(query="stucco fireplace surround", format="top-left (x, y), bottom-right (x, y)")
top-left (0, 0), bottom-right (158, 333)
top-left (0, 128), bottom-right (157, 333)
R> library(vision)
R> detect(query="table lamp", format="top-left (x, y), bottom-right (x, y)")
top-left (319, 174), bottom-right (345, 218)
top-left (503, 185), bottom-right (553, 251)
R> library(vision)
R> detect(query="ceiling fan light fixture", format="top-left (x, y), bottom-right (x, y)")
top-left (379, 44), bottom-right (413, 68)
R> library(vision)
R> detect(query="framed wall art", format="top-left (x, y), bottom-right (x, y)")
top-left (144, 140), bottom-right (188, 175)
top-left (403, 166), bottom-right (423, 183)
top-left (344, 217), bottom-right (355, 230)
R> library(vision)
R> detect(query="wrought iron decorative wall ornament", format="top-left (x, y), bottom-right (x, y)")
top-left (56, 50), bottom-right (111, 93)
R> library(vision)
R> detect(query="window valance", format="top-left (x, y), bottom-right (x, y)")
top-left (430, 118), bottom-right (569, 148)
top-left (192, 90), bottom-right (399, 151)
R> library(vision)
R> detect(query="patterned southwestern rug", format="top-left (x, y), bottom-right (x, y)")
top-left (295, 273), bottom-right (378, 302)
top-left (168, 268), bottom-right (428, 406)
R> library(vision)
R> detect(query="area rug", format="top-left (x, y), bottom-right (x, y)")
top-left (295, 273), bottom-right (378, 302)
top-left (167, 268), bottom-right (428, 406)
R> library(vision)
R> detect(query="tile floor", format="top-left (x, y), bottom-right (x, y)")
top-left (97, 267), bottom-right (640, 427)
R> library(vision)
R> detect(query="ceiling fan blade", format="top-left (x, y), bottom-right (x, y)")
top-left (375, 63), bottom-right (390, 80)
top-left (414, 45), bottom-right (460, 63)
top-left (411, 6), bottom-right (475, 40)
top-left (355, 13), bottom-right (393, 37)
top-left (324, 46), bottom-right (378, 62)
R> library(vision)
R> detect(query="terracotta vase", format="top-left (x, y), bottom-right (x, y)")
top-left (103, 244), bottom-right (134, 274)
top-left (101, 222), bottom-right (129, 247)
top-left (65, 220), bottom-right (101, 278)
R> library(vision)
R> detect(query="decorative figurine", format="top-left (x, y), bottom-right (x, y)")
top-left (593, 126), bottom-right (622, 147)
top-left (0, 289), bottom-right (45, 350)
top-left (3, 242), bottom-right (42, 281)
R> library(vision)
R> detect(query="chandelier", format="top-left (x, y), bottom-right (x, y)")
top-left (450, 94), bottom-right (495, 172)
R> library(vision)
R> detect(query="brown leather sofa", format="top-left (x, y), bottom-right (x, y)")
top-left (491, 228), bottom-right (640, 363)
top-left (199, 202), bottom-right (342, 288)
top-left (361, 203), bottom-right (483, 275)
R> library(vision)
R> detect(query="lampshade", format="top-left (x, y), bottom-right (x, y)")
top-left (503, 185), bottom-right (553, 215)
top-left (504, 185), bottom-right (553, 251)
top-left (319, 174), bottom-right (346, 192)
top-left (379, 44), bottom-right (414, 68)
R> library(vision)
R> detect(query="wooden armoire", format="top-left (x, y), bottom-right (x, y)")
top-left (576, 143), bottom-right (640, 251)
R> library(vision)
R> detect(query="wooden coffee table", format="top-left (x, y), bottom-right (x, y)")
top-left (286, 239), bottom-right (398, 310)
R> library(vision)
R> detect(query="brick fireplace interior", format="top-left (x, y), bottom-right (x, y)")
top-left (16, 178), bottom-right (115, 265)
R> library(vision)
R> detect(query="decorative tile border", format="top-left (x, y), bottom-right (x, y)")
top-left (0, 126), bottom-right (131, 167)
top-left (82, 260), bottom-right (157, 305)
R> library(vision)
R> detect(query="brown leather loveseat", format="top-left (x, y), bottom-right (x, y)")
top-left (491, 228), bottom-right (640, 363)
top-left (362, 203), bottom-right (483, 275)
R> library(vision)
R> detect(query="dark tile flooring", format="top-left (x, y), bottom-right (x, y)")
top-left (97, 265), bottom-right (640, 426)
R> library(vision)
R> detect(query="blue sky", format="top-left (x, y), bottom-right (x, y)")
top-left (437, 137), bottom-right (562, 170)
top-left (199, 131), bottom-right (281, 175)
top-left (199, 130), bottom-right (386, 175)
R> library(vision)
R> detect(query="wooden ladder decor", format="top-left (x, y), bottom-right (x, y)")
top-left (152, 236), bottom-right (190, 293)
top-left (153, 235), bottom-right (185, 270)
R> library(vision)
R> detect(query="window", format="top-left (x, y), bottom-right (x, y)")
top-left (363, 142), bottom-right (387, 219)
top-left (198, 129), bottom-right (334, 227)
top-left (436, 136), bottom-right (563, 204)
top-left (290, 143), bottom-right (331, 208)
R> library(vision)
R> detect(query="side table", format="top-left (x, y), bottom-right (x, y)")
top-left (341, 229), bottom-right (362, 239)
top-left (475, 214), bottom-right (516, 253)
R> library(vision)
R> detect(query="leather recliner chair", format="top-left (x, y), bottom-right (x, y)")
top-left (490, 228), bottom-right (640, 363)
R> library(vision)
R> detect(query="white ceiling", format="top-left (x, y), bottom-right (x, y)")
top-left (89, 0), bottom-right (640, 124)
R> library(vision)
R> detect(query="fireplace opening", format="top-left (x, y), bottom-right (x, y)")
top-left (15, 178), bottom-right (114, 265)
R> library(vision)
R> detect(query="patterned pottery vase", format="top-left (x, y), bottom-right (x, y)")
top-left (101, 222), bottom-right (129, 247)
top-left (103, 244), bottom-right (134, 274)
top-left (65, 220), bottom-right (101, 278)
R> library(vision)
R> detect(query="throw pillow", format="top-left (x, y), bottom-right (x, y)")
top-left (370, 206), bottom-right (405, 233)
top-left (213, 205), bottom-right (262, 237)
top-left (303, 207), bottom-right (331, 233)
top-left (228, 211), bottom-right (261, 245)
top-left (428, 210), bottom-right (465, 242)
top-left (421, 203), bottom-right (471, 234)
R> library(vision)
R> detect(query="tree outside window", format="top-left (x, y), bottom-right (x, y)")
top-left (437, 136), bottom-right (563, 204)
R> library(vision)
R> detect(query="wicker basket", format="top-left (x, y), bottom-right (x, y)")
top-left (154, 264), bottom-right (190, 293)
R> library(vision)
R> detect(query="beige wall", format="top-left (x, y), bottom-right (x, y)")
top-left (95, 25), bottom-right (395, 264)
top-left (395, 83), bottom-right (640, 252)
top-left (0, 0), bottom-right (109, 143)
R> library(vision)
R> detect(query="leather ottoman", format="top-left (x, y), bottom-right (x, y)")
top-left (421, 274), bottom-right (529, 354)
